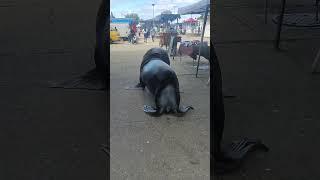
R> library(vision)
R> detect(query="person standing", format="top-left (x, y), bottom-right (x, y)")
top-left (130, 28), bottom-right (135, 44)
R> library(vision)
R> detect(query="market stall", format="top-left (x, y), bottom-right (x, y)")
top-left (178, 0), bottom-right (210, 77)
top-left (183, 18), bottom-right (198, 34)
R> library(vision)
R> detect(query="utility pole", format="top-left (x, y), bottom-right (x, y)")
top-left (152, 4), bottom-right (155, 28)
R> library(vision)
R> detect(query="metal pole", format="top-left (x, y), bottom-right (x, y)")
top-left (152, 4), bottom-right (155, 28)
top-left (274, 0), bottom-right (286, 50)
top-left (196, 5), bottom-right (209, 78)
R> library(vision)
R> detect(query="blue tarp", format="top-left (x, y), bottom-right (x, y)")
top-left (110, 18), bottom-right (135, 24)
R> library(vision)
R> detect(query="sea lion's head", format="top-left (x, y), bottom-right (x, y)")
top-left (144, 85), bottom-right (193, 116)
top-left (157, 85), bottom-right (179, 114)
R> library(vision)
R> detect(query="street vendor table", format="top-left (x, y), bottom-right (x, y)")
top-left (177, 40), bottom-right (208, 63)
top-left (178, 41), bottom-right (196, 59)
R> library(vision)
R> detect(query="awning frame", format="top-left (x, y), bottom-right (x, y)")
top-left (177, 0), bottom-right (210, 77)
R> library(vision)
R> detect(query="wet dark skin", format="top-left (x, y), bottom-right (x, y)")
top-left (136, 48), bottom-right (193, 116)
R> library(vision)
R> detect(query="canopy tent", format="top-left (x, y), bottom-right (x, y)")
top-left (177, 0), bottom-right (210, 77)
top-left (178, 0), bottom-right (210, 15)
top-left (142, 12), bottom-right (181, 29)
top-left (145, 13), bottom-right (181, 27)
top-left (184, 18), bottom-right (198, 23)
top-left (154, 13), bottom-right (181, 22)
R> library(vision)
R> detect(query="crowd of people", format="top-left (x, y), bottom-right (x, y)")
top-left (140, 28), bottom-right (156, 43)
top-left (112, 24), bottom-right (181, 44)
top-left (137, 25), bottom-right (180, 43)
top-left (128, 24), bottom-right (157, 44)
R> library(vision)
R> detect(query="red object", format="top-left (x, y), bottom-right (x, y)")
top-left (132, 24), bottom-right (137, 33)
top-left (184, 18), bottom-right (197, 23)
top-left (178, 45), bottom-right (194, 56)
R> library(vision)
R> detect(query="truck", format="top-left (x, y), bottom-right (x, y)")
top-left (110, 18), bottom-right (136, 41)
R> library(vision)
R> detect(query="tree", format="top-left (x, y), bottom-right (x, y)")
top-left (124, 13), bottom-right (140, 22)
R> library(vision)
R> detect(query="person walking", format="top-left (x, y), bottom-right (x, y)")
top-left (143, 28), bottom-right (148, 43)
top-left (129, 28), bottom-right (135, 44)
top-left (150, 28), bottom-right (156, 42)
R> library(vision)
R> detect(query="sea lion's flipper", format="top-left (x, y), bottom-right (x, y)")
top-left (214, 138), bottom-right (269, 175)
top-left (176, 106), bottom-right (194, 115)
top-left (143, 105), bottom-right (158, 114)
top-left (134, 81), bottom-right (145, 89)
top-left (125, 78), bottom-right (145, 90)
top-left (124, 78), bottom-right (145, 90)
top-left (222, 138), bottom-right (269, 160)
top-left (125, 84), bottom-right (144, 90)
top-left (179, 106), bottom-right (194, 113)
top-left (49, 68), bottom-right (106, 90)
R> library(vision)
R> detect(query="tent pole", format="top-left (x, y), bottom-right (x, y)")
top-left (196, 5), bottom-right (209, 78)
top-left (274, 0), bottom-right (286, 50)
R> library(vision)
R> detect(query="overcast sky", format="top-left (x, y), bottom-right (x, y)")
top-left (110, 0), bottom-right (203, 21)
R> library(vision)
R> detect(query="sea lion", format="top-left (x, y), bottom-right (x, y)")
top-left (136, 48), bottom-right (193, 116)
top-left (211, 42), bottom-right (269, 175)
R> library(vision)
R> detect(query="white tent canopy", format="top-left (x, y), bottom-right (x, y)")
top-left (177, 0), bottom-right (210, 15)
